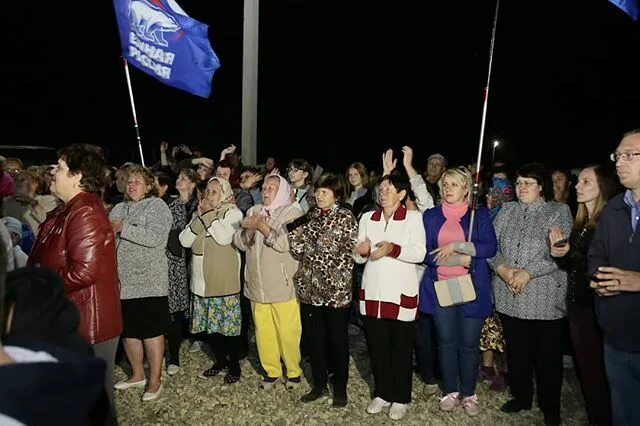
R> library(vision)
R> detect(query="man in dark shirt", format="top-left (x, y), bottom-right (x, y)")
top-left (589, 128), bottom-right (640, 425)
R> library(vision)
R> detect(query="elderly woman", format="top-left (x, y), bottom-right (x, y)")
top-left (28, 144), bottom-right (122, 413)
top-left (488, 163), bottom-right (572, 425)
top-left (289, 173), bottom-right (358, 407)
top-left (109, 165), bottom-right (172, 402)
top-left (419, 167), bottom-right (497, 416)
top-left (164, 169), bottom-right (199, 376)
top-left (233, 175), bottom-right (304, 390)
top-left (355, 174), bottom-right (426, 421)
top-left (180, 177), bottom-right (244, 384)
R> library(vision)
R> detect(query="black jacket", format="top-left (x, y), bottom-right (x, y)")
top-left (0, 342), bottom-right (108, 426)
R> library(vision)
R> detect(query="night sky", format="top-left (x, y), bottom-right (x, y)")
top-left (3, 0), bottom-right (640, 173)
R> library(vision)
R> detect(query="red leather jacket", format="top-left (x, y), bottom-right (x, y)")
top-left (28, 192), bottom-right (123, 344)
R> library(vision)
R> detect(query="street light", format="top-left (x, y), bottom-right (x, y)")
top-left (491, 140), bottom-right (500, 166)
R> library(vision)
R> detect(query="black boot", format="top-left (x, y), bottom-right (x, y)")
top-left (300, 387), bottom-right (328, 403)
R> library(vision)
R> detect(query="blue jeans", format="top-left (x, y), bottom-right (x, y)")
top-left (433, 304), bottom-right (484, 396)
top-left (604, 342), bottom-right (640, 425)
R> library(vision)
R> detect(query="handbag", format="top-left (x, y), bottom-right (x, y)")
top-left (434, 274), bottom-right (476, 307)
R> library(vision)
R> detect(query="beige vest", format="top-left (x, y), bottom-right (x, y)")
top-left (192, 204), bottom-right (240, 297)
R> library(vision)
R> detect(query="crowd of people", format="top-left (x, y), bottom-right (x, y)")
top-left (1, 130), bottom-right (640, 425)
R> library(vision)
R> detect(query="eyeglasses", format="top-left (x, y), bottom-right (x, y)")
top-left (286, 167), bottom-right (299, 173)
top-left (515, 181), bottom-right (538, 188)
top-left (610, 152), bottom-right (640, 162)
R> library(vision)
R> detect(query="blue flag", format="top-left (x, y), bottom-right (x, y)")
top-left (113, 0), bottom-right (220, 97)
top-left (609, 0), bottom-right (639, 20)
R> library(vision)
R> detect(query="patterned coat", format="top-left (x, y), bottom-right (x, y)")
top-left (166, 197), bottom-right (196, 314)
top-left (289, 204), bottom-right (358, 308)
top-left (489, 200), bottom-right (572, 320)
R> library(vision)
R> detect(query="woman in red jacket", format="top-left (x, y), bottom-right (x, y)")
top-left (28, 143), bottom-right (122, 414)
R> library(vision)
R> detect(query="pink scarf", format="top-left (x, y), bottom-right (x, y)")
top-left (437, 201), bottom-right (469, 280)
top-left (261, 175), bottom-right (292, 216)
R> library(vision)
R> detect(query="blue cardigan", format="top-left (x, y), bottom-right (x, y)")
top-left (419, 206), bottom-right (497, 318)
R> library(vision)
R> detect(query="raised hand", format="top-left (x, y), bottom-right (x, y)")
top-left (382, 149), bottom-right (397, 176)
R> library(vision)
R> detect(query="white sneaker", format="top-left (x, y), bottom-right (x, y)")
top-left (167, 364), bottom-right (180, 376)
top-left (366, 397), bottom-right (391, 414)
top-left (189, 341), bottom-right (202, 353)
top-left (389, 403), bottom-right (409, 420)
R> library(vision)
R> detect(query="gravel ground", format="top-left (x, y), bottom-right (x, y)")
top-left (114, 327), bottom-right (587, 425)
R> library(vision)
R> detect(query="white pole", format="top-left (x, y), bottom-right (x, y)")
top-left (241, 0), bottom-right (259, 166)
top-left (469, 0), bottom-right (500, 240)
top-left (122, 59), bottom-right (146, 166)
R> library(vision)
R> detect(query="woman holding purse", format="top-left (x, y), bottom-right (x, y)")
top-left (418, 167), bottom-right (497, 416)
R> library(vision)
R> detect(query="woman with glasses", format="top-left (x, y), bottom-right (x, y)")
top-left (488, 163), bottom-right (572, 425)
top-left (287, 159), bottom-right (316, 214)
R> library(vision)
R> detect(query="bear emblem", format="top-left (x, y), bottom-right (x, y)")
top-left (128, 0), bottom-right (180, 47)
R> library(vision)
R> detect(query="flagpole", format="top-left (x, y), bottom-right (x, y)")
top-left (122, 58), bottom-right (146, 166)
top-left (468, 0), bottom-right (500, 241)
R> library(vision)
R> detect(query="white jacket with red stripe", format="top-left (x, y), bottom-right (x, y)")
top-left (355, 205), bottom-right (426, 322)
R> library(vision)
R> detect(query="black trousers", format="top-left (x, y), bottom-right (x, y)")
top-left (500, 313), bottom-right (564, 422)
top-left (166, 311), bottom-right (187, 366)
top-left (301, 303), bottom-right (350, 396)
top-left (363, 316), bottom-right (416, 404)
top-left (208, 333), bottom-right (242, 373)
top-left (569, 302), bottom-right (612, 425)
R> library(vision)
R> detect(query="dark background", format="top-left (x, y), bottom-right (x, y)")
top-left (2, 0), bottom-right (640, 173)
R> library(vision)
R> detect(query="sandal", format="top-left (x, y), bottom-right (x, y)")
top-left (223, 373), bottom-right (241, 384)
top-left (198, 363), bottom-right (227, 379)
top-left (259, 376), bottom-right (281, 390)
top-left (285, 377), bottom-right (301, 390)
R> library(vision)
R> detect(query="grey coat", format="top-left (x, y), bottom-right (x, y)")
top-left (109, 197), bottom-right (173, 300)
top-left (488, 200), bottom-right (572, 320)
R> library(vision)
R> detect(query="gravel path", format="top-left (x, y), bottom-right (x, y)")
top-left (114, 328), bottom-right (587, 425)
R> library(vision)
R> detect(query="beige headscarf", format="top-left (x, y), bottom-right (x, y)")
top-left (207, 177), bottom-right (234, 207)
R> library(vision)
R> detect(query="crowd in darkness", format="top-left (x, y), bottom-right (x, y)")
top-left (1, 130), bottom-right (640, 425)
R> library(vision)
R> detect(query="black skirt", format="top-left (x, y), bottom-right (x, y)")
top-left (121, 297), bottom-right (170, 339)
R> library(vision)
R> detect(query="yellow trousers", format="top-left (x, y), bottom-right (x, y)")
top-left (251, 298), bottom-right (302, 379)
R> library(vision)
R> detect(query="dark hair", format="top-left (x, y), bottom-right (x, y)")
top-left (196, 179), bottom-right (208, 201)
top-left (154, 171), bottom-right (172, 190)
top-left (380, 172), bottom-right (411, 203)
top-left (57, 144), bottom-right (107, 193)
top-left (216, 159), bottom-right (231, 170)
top-left (126, 165), bottom-right (158, 198)
top-left (314, 172), bottom-right (347, 203)
top-left (515, 162), bottom-right (553, 201)
top-left (288, 159), bottom-right (314, 185)
top-left (178, 168), bottom-right (199, 184)
top-left (242, 166), bottom-right (259, 175)
top-left (623, 128), bottom-right (640, 138)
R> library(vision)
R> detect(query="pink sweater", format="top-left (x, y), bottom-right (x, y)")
top-left (437, 201), bottom-right (469, 280)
